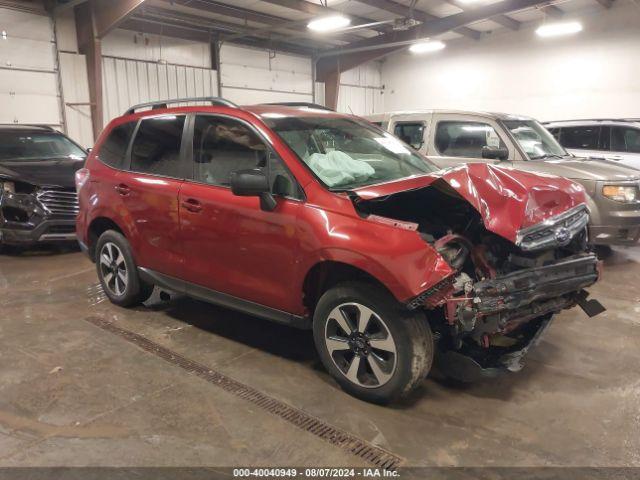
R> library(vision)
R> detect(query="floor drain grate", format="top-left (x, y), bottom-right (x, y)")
top-left (85, 316), bottom-right (404, 470)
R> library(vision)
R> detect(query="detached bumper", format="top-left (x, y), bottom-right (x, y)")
top-left (437, 315), bottom-right (555, 382)
top-left (438, 253), bottom-right (603, 382)
top-left (0, 220), bottom-right (77, 245)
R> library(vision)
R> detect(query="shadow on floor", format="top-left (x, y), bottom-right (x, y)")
top-left (150, 294), bottom-right (319, 364)
top-left (1, 242), bottom-right (80, 257)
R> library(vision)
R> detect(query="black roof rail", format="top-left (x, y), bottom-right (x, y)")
top-left (262, 102), bottom-right (334, 112)
top-left (124, 97), bottom-right (238, 116)
top-left (0, 124), bottom-right (56, 131)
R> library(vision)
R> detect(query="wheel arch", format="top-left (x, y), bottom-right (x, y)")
top-left (302, 260), bottom-right (399, 316)
top-left (87, 217), bottom-right (126, 261)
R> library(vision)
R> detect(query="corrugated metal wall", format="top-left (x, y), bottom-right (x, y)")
top-left (315, 63), bottom-right (385, 116)
top-left (102, 56), bottom-right (218, 125)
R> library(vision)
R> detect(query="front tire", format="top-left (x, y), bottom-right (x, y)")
top-left (95, 230), bottom-right (153, 307)
top-left (313, 281), bottom-right (433, 404)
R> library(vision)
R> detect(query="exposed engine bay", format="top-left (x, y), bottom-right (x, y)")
top-left (354, 180), bottom-right (604, 381)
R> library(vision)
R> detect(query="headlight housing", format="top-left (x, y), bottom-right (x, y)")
top-left (602, 185), bottom-right (638, 203)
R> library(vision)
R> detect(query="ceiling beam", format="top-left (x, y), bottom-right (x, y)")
top-left (93, 0), bottom-right (147, 38)
top-left (159, 0), bottom-right (364, 44)
top-left (594, 0), bottom-right (614, 8)
top-left (316, 0), bottom-right (561, 80)
top-left (541, 5), bottom-right (564, 17)
top-left (355, 0), bottom-right (482, 40)
top-left (121, 17), bottom-right (316, 56)
top-left (135, 6), bottom-right (338, 50)
top-left (443, 0), bottom-right (521, 30)
top-left (257, 0), bottom-right (390, 34)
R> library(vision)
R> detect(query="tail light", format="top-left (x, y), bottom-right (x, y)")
top-left (75, 168), bottom-right (90, 190)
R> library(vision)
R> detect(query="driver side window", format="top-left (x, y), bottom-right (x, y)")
top-left (435, 121), bottom-right (505, 158)
top-left (393, 122), bottom-right (425, 150)
top-left (192, 115), bottom-right (300, 198)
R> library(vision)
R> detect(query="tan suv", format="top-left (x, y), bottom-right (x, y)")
top-left (368, 110), bottom-right (640, 247)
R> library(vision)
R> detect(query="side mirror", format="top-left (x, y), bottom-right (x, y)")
top-left (230, 169), bottom-right (277, 211)
top-left (482, 146), bottom-right (509, 161)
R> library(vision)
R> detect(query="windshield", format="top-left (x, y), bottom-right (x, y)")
top-left (0, 132), bottom-right (86, 162)
top-left (263, 116), bottom-right (438, 190)
top-left (503, 120), bottom-right (567, 160)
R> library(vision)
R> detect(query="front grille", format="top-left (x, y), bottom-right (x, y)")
top-left (516, 205), bottom-right (589, 251)
top-left (37, 188), bottom-right (79, 218)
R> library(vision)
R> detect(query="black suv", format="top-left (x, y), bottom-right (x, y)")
top-left (0, 125), bottom-right (86, 248)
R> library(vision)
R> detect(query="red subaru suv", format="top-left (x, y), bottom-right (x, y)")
top-left (77, 98), bottom-right (603, 403)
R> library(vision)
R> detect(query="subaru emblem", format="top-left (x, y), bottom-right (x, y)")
top-left (554, 226), bottom-right (571, 244)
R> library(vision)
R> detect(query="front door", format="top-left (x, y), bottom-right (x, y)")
top-left (179, 114), bottom-right (303, 313)
top-left (426, 114), bottom-right (514, 170)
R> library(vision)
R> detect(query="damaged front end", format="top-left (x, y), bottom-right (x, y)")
top-left (354, 166), bottom-right (604, 382)
top-left (0, 178), bottom-right (79, 245)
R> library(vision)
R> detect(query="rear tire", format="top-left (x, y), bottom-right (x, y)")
top-left (95, 230), bottom-right (153, 307)
top-left (313, 281), bottom-right (433, 404)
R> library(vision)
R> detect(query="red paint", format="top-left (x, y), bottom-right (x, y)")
top-left (77, 105), bottom-right (589, 317)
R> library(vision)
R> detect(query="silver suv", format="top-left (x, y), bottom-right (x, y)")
top-left (367, 110), bottom-right (640, 246)
top-left (544, 119), bottom-right (640, 170)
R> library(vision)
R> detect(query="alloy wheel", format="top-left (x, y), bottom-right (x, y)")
top-left (99, 242), bottom-right (128, 297)
top-left (324, 302), bottom-right (397, 388)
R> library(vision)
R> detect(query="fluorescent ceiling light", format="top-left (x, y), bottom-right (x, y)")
top-left (536, 21), bottom-right (583, 38)
top-left (307, 15), bottom-right (351, 32)
top-left (409, 41), bottom-right (446, 54)
top-left (456, 0), bottom-right (483, 4)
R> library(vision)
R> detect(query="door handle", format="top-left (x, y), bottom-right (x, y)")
top-left (114, 183), bottom-right (130, 195)
top-left (181, 198), bottom-right (202, 213)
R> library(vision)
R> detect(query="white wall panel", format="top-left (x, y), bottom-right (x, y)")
top-left (59, 52), bottom-right (93, 148)
top-left (0, 7), bottom-right (62, 127)
top-left (102, 56), bottom-right (218, 125)
top-left (317, 62), bottom-right (385, 116)
top-left (382, 2), bottom-right (640, 122)
top-left (220, 44), bottom-right (313, 104)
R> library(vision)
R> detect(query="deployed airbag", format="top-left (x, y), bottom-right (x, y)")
top-left (306, 151), bottom-right (375, 188)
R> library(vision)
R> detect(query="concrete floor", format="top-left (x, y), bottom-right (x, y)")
top-left (0, 245), bottom-right (638, 468)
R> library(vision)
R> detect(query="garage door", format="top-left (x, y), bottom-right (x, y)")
top-left (220, 44), bottom-right (313, 105)
top-left (0, 7), bottom-right (62, 127)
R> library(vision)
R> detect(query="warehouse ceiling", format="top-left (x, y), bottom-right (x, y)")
top-left (52, 0), bottom-right (616, 60)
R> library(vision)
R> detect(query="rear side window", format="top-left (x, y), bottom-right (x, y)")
top-left (130, 115), bottom-right (186, 178)
top-left (560, 126), bottom-right (599, 150)
top-left (98, 122), bottom-right (135, 168)
top-left (394, 122), bottom-right (425, 149)
top-left (435, 121), bottom-right (505, 158)
top-left (611, 127), bottom-right (640, 153)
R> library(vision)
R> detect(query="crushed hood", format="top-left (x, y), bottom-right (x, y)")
top-left (0, 158), bottom-right (85, 189)
top-left (353, 163), bottom-right (587, 244)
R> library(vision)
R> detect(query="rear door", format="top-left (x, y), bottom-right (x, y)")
top-left (117, 114), bottom-right (188, 278)
top-left (610, 126), bottom-right (640, 169)
top-left (556, 125), bottom-right (603, 159)
top-left (178, 113), bottom-right (303, 313)
top-left (425, 113), bottom-right (514, 169)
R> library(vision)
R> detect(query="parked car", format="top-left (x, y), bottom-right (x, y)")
top-left (0, 125), bottom-right (86, 248)
top-left (544, 119), bottom-right (640, 169)
top-left (368, 111), bottom-right (640, 247)
top-left (77, 99), bottom-right (603, 403)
